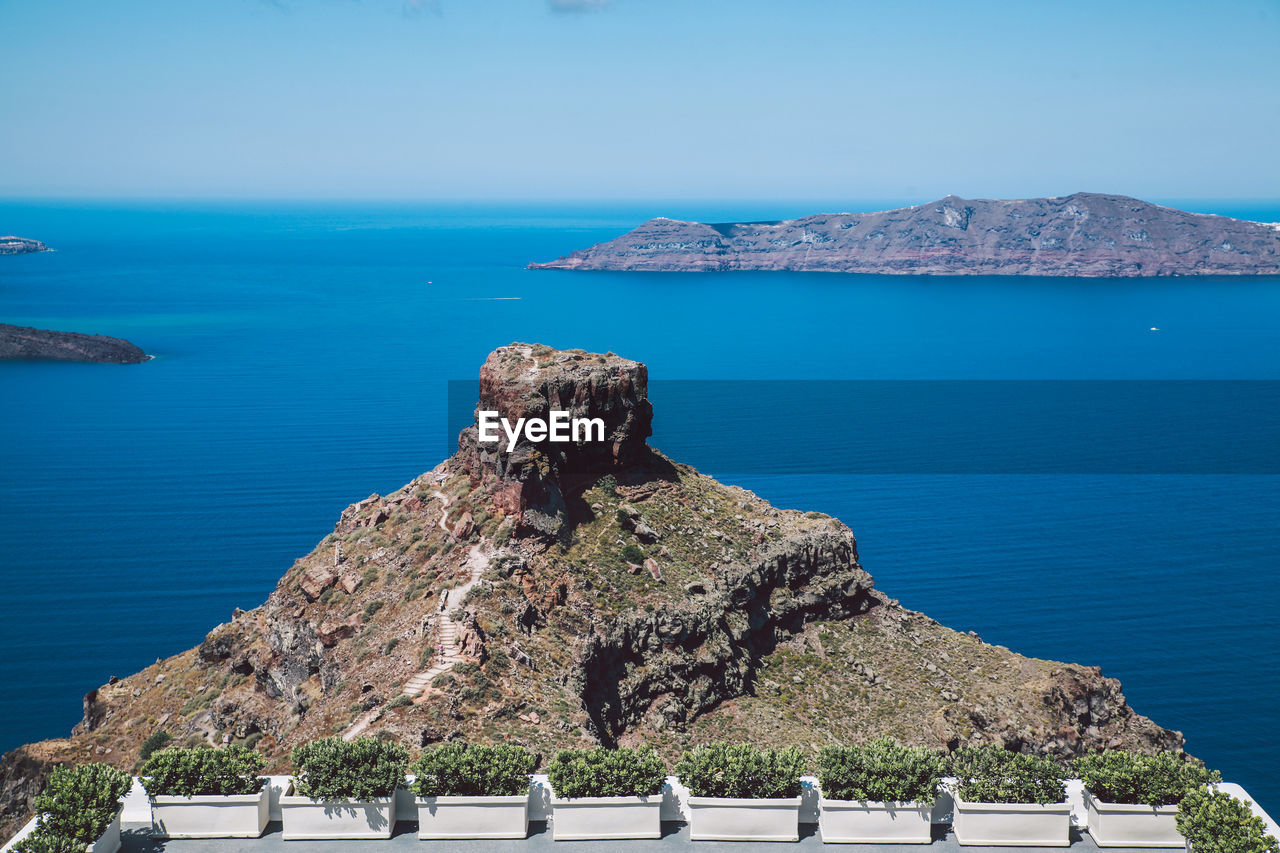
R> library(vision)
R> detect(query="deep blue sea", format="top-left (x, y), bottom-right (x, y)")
top-left (2, 200), bottom-right (1278, 807)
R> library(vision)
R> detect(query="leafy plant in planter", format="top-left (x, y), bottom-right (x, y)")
top-left (290, 736), bottom-right (408, 800)
top-left (547, 746), bottom-right (667, 799)
top-left (1177, 787), bottom-right (1280, 853)
top-left (818, 738), bottom-right (946, 802)
top-left (949, 745), bottom-right (1067, 805)
top-left (15, 764), bottom-right (132, 853)
top-left (140, 745), bottom-right (266, 797)
top-left (674, 742), bottom-right (805, 799)
top-left (1074, 750), bottom-right (1219, 807)
top-left (410, 742), bottom-right (537, 797)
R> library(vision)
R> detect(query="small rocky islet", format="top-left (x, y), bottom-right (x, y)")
top-left (0, 343), bottom-right (1183, 838)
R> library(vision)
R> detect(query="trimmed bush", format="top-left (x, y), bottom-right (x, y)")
top-left (290, 736), bottom-right (408, 800)
top-left (410, 742), bottom-right (537, 797)
top-left (1177, 787), bottom-right (1280, 853)
top-left (1074, 750), bottom-right (1220, 807)
top-left (949, 745), bottom-right (1067, 805)
top-left (547, 746), bottom-right (667, 799)
top-left (818, 738), bottom-right (946, 803)
top-left (140, 745), bottom-right (266, 797)
top-left (674, 742), bottom-right (805, 799)
top-left (15, 763), bottom-right (132, 853)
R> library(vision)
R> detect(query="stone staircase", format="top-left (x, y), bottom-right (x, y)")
top-left (403, 616), bottom-right (462, 698)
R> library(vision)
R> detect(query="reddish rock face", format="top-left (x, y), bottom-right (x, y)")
top-left (298, 566), bottom-right (337, 601)
top-left (457, 344), bottom-right (653, 538)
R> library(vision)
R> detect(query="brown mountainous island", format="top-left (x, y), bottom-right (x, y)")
top-left (529, 193), bottom-right (1280, 276)
top-left (0, 323), bottom-right (147, 364)
top-left (0, 344), bottom-right (1182, 835)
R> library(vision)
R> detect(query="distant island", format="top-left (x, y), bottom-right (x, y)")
top-left (0, 323), bottom-right (147, 364)
top-left (0, 237), bottom-right (49, 256)
top-left (530, 193), bottom-right (1280, 276)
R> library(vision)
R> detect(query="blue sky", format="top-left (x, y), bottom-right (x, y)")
top-left (1, 0), bottom-right (1278, 200)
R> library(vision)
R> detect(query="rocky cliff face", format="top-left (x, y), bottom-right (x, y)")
top-left (0, 323), bottom-right (147, 363)
top-left (0, 237), bottom-right (47, 256)
top-left (0, 343), bottom-right (1182, 838)
top-left (529, 194), bottom-right (1280, 276)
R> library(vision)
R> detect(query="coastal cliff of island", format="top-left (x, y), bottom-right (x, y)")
top-left (0, 324), bottom-right (147, 364)
top-left (0, 344), bottom-right (1183, 836)
top-left (0, 237), bottom-right (48, 256)
top-left (530, 193), bottom-right (1280, 276)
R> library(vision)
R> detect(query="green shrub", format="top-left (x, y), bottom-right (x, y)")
top-left (818, 738), bottom-right (946, 803)
top-left (674, 742), bottom-right (805, 799)
top-left (1074, 750), bottom-right (1220, 807)
top-left (364, 600), bottom-right (385, 619)
top-left (1177, 787), bottom-right (1280, 853)
top-left (140, 745), bottom-right (265, 797)
top-left (621, 544), bottom-right (645, 564)
top-left (547, 746), bottom-right (667, 799)
top-left (949, 745), bottom-right (1066, 805)
top-left (290, 736), bottom-right (408, 800)
top-left (411, 742), bottom-right (537, 797)
top-left (139, 730), bottom-right (172, 761)
top-left (15, 764), bottom-right (132, 853)
top-left (386, 694), bottom-right (413, 709)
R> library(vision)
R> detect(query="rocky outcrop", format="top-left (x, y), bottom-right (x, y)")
top-left (529, 193), bottom-right (1280, 276)
top-left (0, 237), bottom-right (47, 255)
top-left (0, 323), bottom-right (147, 363)
top-left (456, 343), bottom-right (653, 538)
top-left (0, 342), bottom-right (1186, 841)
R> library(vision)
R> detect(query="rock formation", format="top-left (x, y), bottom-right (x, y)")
top-left (0, 343), bottom-right (1183, 838)
top-left (0, 323), bottom-right (147, 364)
top-left (529, 193), bottom-right (1280, 276)
top-left (0, 237), bottom-right (48, 256)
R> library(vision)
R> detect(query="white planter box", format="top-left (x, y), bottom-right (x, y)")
top-left (151, 789), bottom-right (270, 838)
top-left (415, 794), bottom-right (529, 839)
top-left (1085, 790), bottom-right (1184, 848)
top-left (88, 811), bottom-right (122, 853)
top-left (952, 793), bottom-right (1071, 847)
top-left (819, 798), bottom-right (934, 844)
top-left (278, 783), bottom-right (395, 840)
top-left (551, 796), bottom-right (661, 840)
top-left (686, 796), bottom-right (801, 842)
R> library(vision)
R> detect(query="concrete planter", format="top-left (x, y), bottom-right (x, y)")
top-left (151, 789), bottom-right (270, 838)
top-left (686, 796), bottom-right (801, 842)
top-left (551, 796), bottom-right (661, 840)
top-left (819, 798), bottom-right (934, 844)
top-left (415, 794), bottom-right (529, 839)
top-left (278, 783), bottom-right (395, 840)
top-left (88, 811), bottom-right (122, 853)
top-left (1084, 790), bottom-right (1184, 848)
top-left (952, 793), bottom-right (1071, 847)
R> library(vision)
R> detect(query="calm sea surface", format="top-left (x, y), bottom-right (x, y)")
top-left (2, 200), bottom-right (1278, 805)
